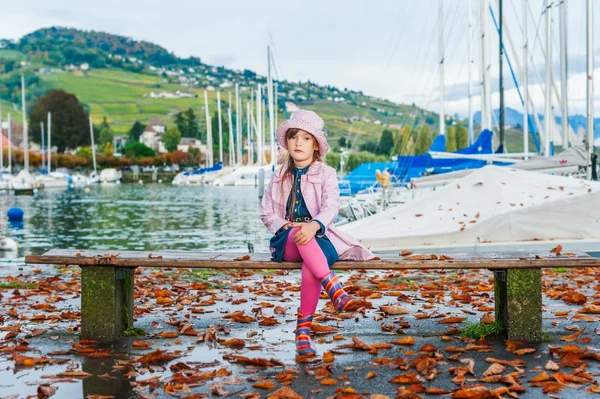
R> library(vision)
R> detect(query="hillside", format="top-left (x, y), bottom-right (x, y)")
top-left (0, 26), bottom-right (541, 154)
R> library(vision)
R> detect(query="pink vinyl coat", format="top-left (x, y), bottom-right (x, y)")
top-left (260, 161), bottom-right (374, 261)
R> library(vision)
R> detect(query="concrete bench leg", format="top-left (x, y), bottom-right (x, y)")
top-left (81, 266), bottom-right (134, 342)
top-left (494, 269), bottom-right (542, 342)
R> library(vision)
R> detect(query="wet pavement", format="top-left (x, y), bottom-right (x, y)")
top-left (2, 264), bottom-right (600, 399)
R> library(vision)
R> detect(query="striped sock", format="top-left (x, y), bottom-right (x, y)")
top-left (295, 310), bottom-right (316, 356)
top-left (320, 271), bottom-right (356, 312)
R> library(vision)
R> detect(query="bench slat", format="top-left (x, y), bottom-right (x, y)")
top-left (24, 249), bottom-right (600, 270)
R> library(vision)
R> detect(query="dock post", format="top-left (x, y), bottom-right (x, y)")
top-left (81, 266), bottom-right (134, 342)
top-left (494, 268), bottom-right (542, 342)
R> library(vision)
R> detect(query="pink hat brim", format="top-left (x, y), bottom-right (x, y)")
top-left (276, 119), bottom-right (330, 156)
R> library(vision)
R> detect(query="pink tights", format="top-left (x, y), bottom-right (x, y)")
top-left (283, 227), bottom-right (330, 315)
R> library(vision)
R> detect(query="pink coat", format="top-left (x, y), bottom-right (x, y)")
top-left (260, 161), bottom-right (374, 261)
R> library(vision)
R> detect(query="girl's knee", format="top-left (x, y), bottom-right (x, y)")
top-left (288, 226), bottom-right (301, 235)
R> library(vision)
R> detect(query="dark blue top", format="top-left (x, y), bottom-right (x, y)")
top-left (269, 165), bottom-right (339, 267)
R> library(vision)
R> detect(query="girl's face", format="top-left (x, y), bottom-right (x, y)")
top-left (287, 129), bottom-right (318, 167)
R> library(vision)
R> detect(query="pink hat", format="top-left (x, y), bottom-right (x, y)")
top-left (276, 109), bottom-right (330, 155)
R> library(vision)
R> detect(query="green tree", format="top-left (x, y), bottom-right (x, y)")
top-left (325, 152), bottom-right (341, 170)
top-left (100, 115), bottom-right (110, 131)
top-left (29, 89), bottom-right (91, 152)
top-left (359, 140), bottom-right (378, 153)
top-left (394, 125), bottom-right (417, 155)
top-left (455, 122), bottom-right (469, 150)
top-left (415, 125), bottom-right (433, 155)
top-left (346, 151), bottom-right (377, 172)
top-left (162, 126), bottom-right (181, 152)
top-left (174, 111), bottom-right (187, 136)
top-left (377, 129), bottom-right (395, 156)
top-left (174, 108), bottom-right (199, 139)
top-left (184, 108), bottom-right (199, 138)
top-left (128, 121), bottom-right (145, 143)
top-left (446, 126), bottom-right (457, 152)
top-left (338, 136), bottom-right (347, 148)
top-left (98, 117), bottom-right (114, 146)
top-left (124, 142), bottom-right (155, 158)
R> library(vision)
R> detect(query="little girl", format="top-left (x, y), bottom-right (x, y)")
top-left (260, 109), bottom-right (374, 356)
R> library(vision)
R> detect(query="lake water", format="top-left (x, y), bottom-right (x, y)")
top-left (0, 184), bottom-right (272, 265)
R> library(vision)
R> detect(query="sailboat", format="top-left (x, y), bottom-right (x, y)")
top-left (11, 75), bottom-right (38, 195)
top-left (36, 113), bottom-right (70, 190)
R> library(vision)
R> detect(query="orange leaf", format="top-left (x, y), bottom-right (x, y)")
top-left (320, 378), bottom-right (338, 385)
top-left (366, 371), bottom-right (377, 379)
top-left (323, 351), bottom-right (334, 363)
top-left (561, 327), bottom-right (586, 341)
top-left (380, 305), bottom-right (410, 315)
top-left (389, 372), bottom-right (423, 384)
top-left (514, 348), bottom-right (536, 355)
top-left (253, 380), bottom-right (275, 389)
top-left (438, 316), bottom-right (466, 324)
top-left (393, 337), bottom-right (415, 345)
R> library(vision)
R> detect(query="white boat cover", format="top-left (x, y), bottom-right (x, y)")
top-left (339, 165), bottom-right (600, 251)
top-left (411, 145), bottom-right (589, 187)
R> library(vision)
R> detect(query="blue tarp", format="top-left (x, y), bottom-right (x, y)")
top-left (340, 129), bottom-right (510, 194)
top-left (184, 161), bottom-right (223, 176)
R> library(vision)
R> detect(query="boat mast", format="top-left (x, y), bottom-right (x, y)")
top-left (479, 0), bottom-right (490, 131)
top-left (559, 0), bottom-right (569, 148)
top-left (438, 0), bottom-right (445, 137)
top-left (40, 122), bottom-right (45, 170)
top-left (522, 0), bottom-right (529, 159)
top-left (256, 84), bottom-right (263, 166)
top-left (217, 91), bottom-right (224, 164)
top-left (468, 0), bottom-right (474, 144)
top-left (498, 0), bottom-right (505, 152)
top-left (235, 83), bottom-right (242, 165)
top-left (21, 75), bottom-right (29, 171)
top-left (544, 0), bottom-right (552, 156)
top-left (89, 116), bottom-right (97, 175)
top-left (267, 46), bottom-right (276, 163)
top-left (586, 0), bottom-right (594, 179)
top-left (246, 101), bottom-right (251, 166)
top-left (7, 113), bottom-right (12, 172)
top-left (47, 112), bottom-right (51, 173)
top-left (204, 91), bottom-right (213, 167)
top-left (228, 92), bottom-right (235, 166)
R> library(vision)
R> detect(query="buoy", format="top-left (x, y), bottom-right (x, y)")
top-left (138, 180), bottom-right (143, 185)
top-left (7, 208), bottom-right (24, 222)
top-left (158, 179), bottom-right (163, 184)
top-left (84, 187), bottom-right (91, 194)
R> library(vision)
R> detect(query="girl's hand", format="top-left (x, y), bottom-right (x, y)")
top-left (292, 222), bottom-right (320, 245)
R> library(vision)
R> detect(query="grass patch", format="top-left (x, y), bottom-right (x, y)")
top-left (554, 268), bottom-right (569, 273)
top-left (0, 282), bottom-right (38, 289)
top-left (461, 320), bottom-right (504, 340)
top-left (542, 332), bottom-right (552, 342)
top-left (122, 326), bottom-right (146, 337)
top-left (0, 50), bottom-right (24, 60)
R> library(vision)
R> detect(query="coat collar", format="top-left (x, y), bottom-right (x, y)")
top-left (273, 161), bottom-right (324, 182)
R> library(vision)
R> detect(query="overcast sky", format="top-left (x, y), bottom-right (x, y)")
top-left (2, 0), bottom-right (600, 118)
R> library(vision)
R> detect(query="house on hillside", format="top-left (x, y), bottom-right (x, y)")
top-left (177, 137), bottom-right (203, 153)
top-left (112, 135), bottom-right (127, 154)
top-left (139, 122), bottom-right (167, 154)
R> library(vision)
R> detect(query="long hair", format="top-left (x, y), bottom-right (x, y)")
top-left (279, 128), bottom-right (322, 217)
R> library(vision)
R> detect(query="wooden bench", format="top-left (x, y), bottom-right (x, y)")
top-left (25, 249), bottom-right (600, 343)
